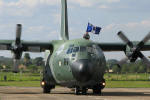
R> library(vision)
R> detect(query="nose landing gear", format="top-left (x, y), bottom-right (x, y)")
top-left (74, 81), bottom-right (105, 95)
top-left (75, 87), bottom-right (88, 95)
top-left (93, 80), bottom-right (106, 95)
top-left (41, 79), bottom-right (55, 94)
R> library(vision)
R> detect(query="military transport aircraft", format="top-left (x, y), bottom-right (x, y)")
top-left (0, 0), bottom-right (150, 95)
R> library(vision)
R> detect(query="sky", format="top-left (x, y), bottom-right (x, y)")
top-left (0, 0), bottom-right (150, 60)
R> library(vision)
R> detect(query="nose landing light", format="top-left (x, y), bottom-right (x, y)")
top-left (41, 81), bottom-right (45, 87)
top-left (102, 82), bottom-right (106, 86)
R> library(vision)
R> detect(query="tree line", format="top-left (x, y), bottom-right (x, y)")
top-left (0, 54), bottom-right (150, 73)
top-left (0, 53), bottom-right (44, 73)
top-left (107, 59), bottom-right (150, 73)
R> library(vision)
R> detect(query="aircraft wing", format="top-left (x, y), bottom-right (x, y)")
top-left (97, 42), bottom-right (126, 51)
top-left (0, 40), bottom-right (53, 52)
top-left (21, 41), bottom-right (53, 52)
top-left (0, 40), bottom-right (13, 50)
top-left (97, 42), bottom-right (150, 51)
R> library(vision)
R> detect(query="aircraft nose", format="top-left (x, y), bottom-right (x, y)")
top-left (71, 59), bottom-right (94, 82)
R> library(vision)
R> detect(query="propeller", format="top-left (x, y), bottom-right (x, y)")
top-left (117, 31), bottom-right (150, 68)
top-left (15, 24), bottom-right (22, 45)
top-left (11, 24), bottom-right (23, 73)
top-left (13, 59), bottom-right (20, 73)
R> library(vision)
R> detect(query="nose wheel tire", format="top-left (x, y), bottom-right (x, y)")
top-left (75, 87), bottom-right (88, 95)
top-left (82, 87), bottom-right (87, 95)
top-left (93, 88), bottom-right (101, 95)
top-left (93, 86), bottom-right (102, 95)
top-left (43, 85), bottom-right (51, 93)
top-left (75, 87), bottom-right (80, 95)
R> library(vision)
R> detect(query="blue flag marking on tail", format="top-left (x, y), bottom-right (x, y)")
top-left (86, 23), bottom-right (101, 35)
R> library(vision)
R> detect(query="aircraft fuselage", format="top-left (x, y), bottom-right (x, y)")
top-left (44, 39), bottom-right (106, 88)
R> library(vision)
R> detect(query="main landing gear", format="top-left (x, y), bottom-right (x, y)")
top-left (93, 80), bottom-right (106, 95)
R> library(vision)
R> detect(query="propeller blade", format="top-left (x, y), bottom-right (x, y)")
top-left (136, 32), bottom-right (150, 50)
top-left (138, 52), bottom-right (150, 68)
top-left (117, 57), bottom-right (129, 68)
top-left (117, 31), bottom-right (133, 48)
top-left (142, 57), bottom-right (150, 68)
top-left (13, 59), bottom-right (19, 73)
top-left (141, 32), bottom-right (150, 44)
top-left (15, 24), bottom-right (22, 45)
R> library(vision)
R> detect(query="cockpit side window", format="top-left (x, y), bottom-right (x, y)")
top-left (66, 48), bottom-right (73, 54)
top-left (80, 46), bottom-right (86, 52)
top-left (73, 47), bottom-right (79, 53)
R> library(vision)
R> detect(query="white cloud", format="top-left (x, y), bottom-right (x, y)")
top-left (125, 20), bottom-right (150, 28)
top-left (99, 5), bottom-right (109, 9)
top-left (5, 0), bottom-right (59, 8)
top-left (69, 0), bottom-right (93, 7)
top-left (40, 0), bottom-right (59, 6)
top-left (69, 0), bottom-right (120, 7)
top-left (104, 23), bottom-right (116, 30)
top-left (52, 13), bottom-right (61, 24)
top-left (125, 22), bottom-right (139, 28)
top-left (0, 0), bottom-right (59, 16)
top-left (0, 0), bottom-right (121, 16)
top-left (141, 20), bottom-right (150, 27)
top-left (0, 0), bottom-right (3, 5)
top-left (106, 0), bottom-right (120, 3)
top-left (104, 19), bottom-right (150, 32)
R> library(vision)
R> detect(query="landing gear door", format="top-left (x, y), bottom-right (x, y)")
top-left (44, 50), bottom-right (51, 65)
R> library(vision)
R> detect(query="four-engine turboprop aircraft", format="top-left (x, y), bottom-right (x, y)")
top-left (0, 0), bottom-right (150, 95)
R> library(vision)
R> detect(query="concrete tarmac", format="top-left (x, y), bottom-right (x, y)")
top-left (0, 87), bottom-right (150, 100)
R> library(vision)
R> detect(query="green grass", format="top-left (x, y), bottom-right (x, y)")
top-left (0, 81), bottom-right (40, 87)
top-left (0, 80), bottom-right (149, 88)
top-left (106, 81), bottom-right (150, 88)
top-left (0, 72), bottom-right (41, 81)
top-left (104, 73), bottom-right (150, 81)
top-left (0, 72), bottom-right (150, 88)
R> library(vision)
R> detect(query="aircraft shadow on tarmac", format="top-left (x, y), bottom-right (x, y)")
top-left (46, 91), bottom-right (150, 96)
top-left (48, 91), bottom-right (150, 96)
top-left (1, 91), bottom-right (150, 96)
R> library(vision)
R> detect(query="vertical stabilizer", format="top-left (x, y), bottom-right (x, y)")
top-left (60, 0), bottom-right (69, 40)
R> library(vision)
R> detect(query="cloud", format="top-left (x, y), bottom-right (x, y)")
top-left (104, 23), bottom-right (116, 30)
top-left (69, 0), bottom-right (93, 7)
top-left (5, 0), bottom-right (59, 8)
top-left (125, 20), bottom-right (150, 28)
top-left (69, 0), bottom-right (120, 7)
top-left (52, 13), bottom-right (61, 24)
top-left (104, 19), bottom-right (150, 32)
top-left (0, 0), bottom-right (122, 17)
top-left (0, 0), bottom-right (59, 16)
top-left (98, 5), bottom-right (109, 9)
top-left (106, 0), bottom-right (120, 3)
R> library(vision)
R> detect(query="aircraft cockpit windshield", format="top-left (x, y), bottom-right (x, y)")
top-left (66, 45), bottom-right (98, 54)
top-left (66, 46), bottom-right (86, 54)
